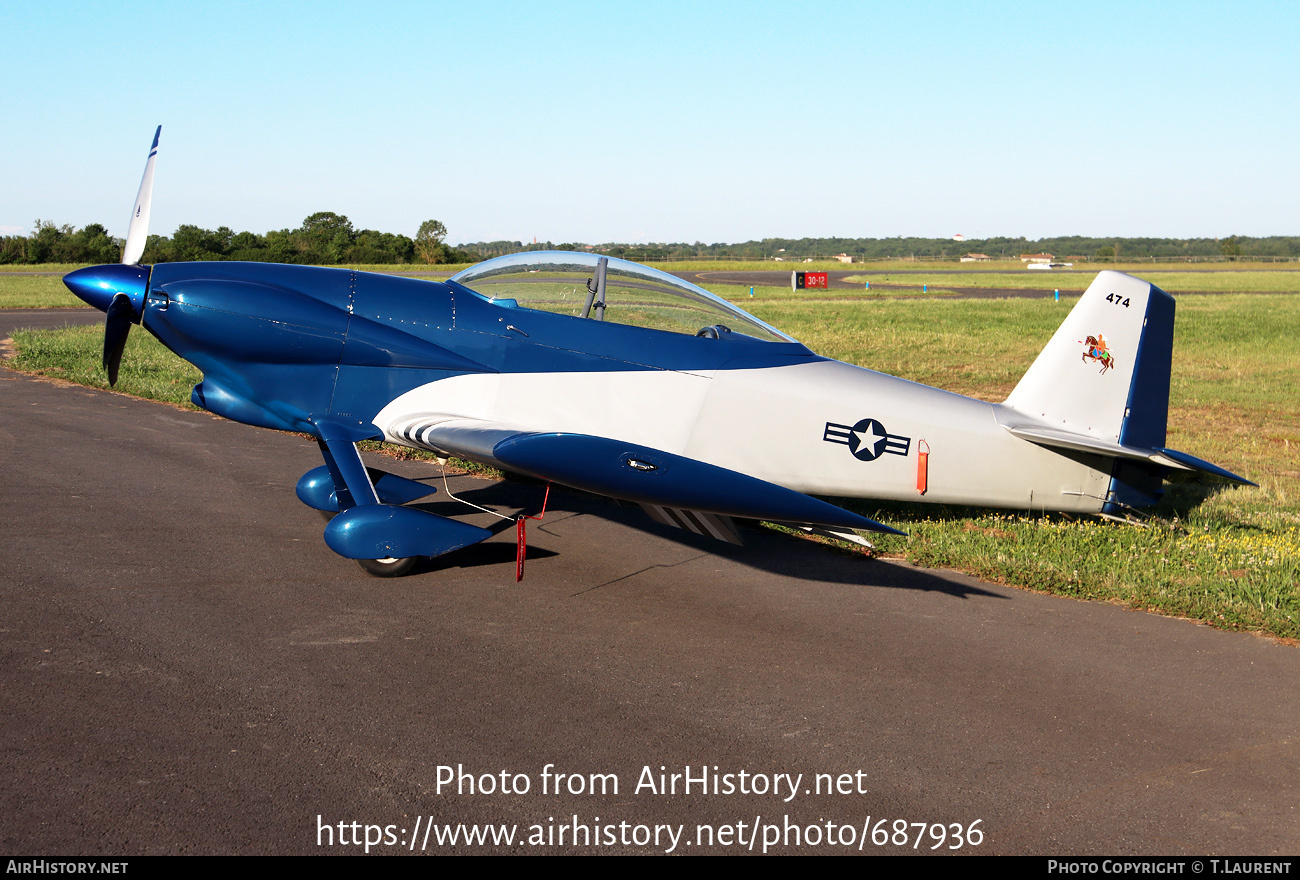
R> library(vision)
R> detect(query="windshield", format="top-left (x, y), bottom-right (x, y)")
top-left (450, 251), bottom-right (794, 343)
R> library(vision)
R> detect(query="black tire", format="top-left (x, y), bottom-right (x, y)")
top-left (356, 556), bottom-right (419, 578)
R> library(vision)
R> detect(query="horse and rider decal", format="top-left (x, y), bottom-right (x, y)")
top-left (1078, 333), bottom-right (1115, 374)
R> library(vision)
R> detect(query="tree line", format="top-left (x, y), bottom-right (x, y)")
top-left (0, 213), bottom-right (473, 266)
top-left (4, 216), bottom-right (1298, 265)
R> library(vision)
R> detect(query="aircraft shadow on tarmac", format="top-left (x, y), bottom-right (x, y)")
top-left (398, 472), bottom-right (1006, 600)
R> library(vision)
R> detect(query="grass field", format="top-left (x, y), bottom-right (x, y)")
top-left (0, 264), bottom-right (90, 274)
top-left (5, 268), bottom-right (1297, 640)
top-left (0, 274), bottom-right (85, 308)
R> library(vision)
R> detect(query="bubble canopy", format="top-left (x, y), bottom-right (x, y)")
top-left (449, 251), bottom-right (795, 343)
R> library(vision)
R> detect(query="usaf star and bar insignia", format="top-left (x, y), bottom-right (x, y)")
top-left (824, 418), bottom-right (911, 462)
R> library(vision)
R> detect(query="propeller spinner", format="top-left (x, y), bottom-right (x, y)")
top-left (62, 125), bottom-right (160, 385)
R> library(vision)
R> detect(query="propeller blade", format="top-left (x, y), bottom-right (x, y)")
top-left (121, 125), bottom-right (160, 265)
top-left (104, 293), bottom-right (134, 385)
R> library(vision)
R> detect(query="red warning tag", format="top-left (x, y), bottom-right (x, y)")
top-left (515, 483), bottom-right (552, 583)
top-left (516, 517), bottom-right (526, 582)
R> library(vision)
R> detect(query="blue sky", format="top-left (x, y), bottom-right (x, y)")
top-left (4, 1), bottom-right (1297, 244)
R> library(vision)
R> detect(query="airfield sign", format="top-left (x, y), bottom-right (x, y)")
top-left (792, 271), bottom-right (829, 290)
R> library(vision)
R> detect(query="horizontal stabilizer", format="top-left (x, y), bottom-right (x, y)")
top-left (1005, 424), bottom-right (1163, 464)
top-left (1153, 447), bottom-right (1256, 485)
top-left (1004, 425), bottom-right (1254, 485)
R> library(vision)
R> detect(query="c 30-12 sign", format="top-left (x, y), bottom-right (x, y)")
top-left (792, 271), bottom-right (829, 290)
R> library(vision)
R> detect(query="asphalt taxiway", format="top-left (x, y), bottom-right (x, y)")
top-left (2, 310), bottom-right (1298, 855)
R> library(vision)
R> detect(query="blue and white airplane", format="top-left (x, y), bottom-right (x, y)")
top-left (63, 128), bottom-right (1251, 576)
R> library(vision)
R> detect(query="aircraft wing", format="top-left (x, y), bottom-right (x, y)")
top-left (402, 417), bottom-right (903, 535)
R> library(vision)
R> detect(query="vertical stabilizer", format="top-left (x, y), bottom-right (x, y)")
top-left (1004, 270), bottom-right (1181, 511)
top-left (1005, 270), bottom-right (1173, 445)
